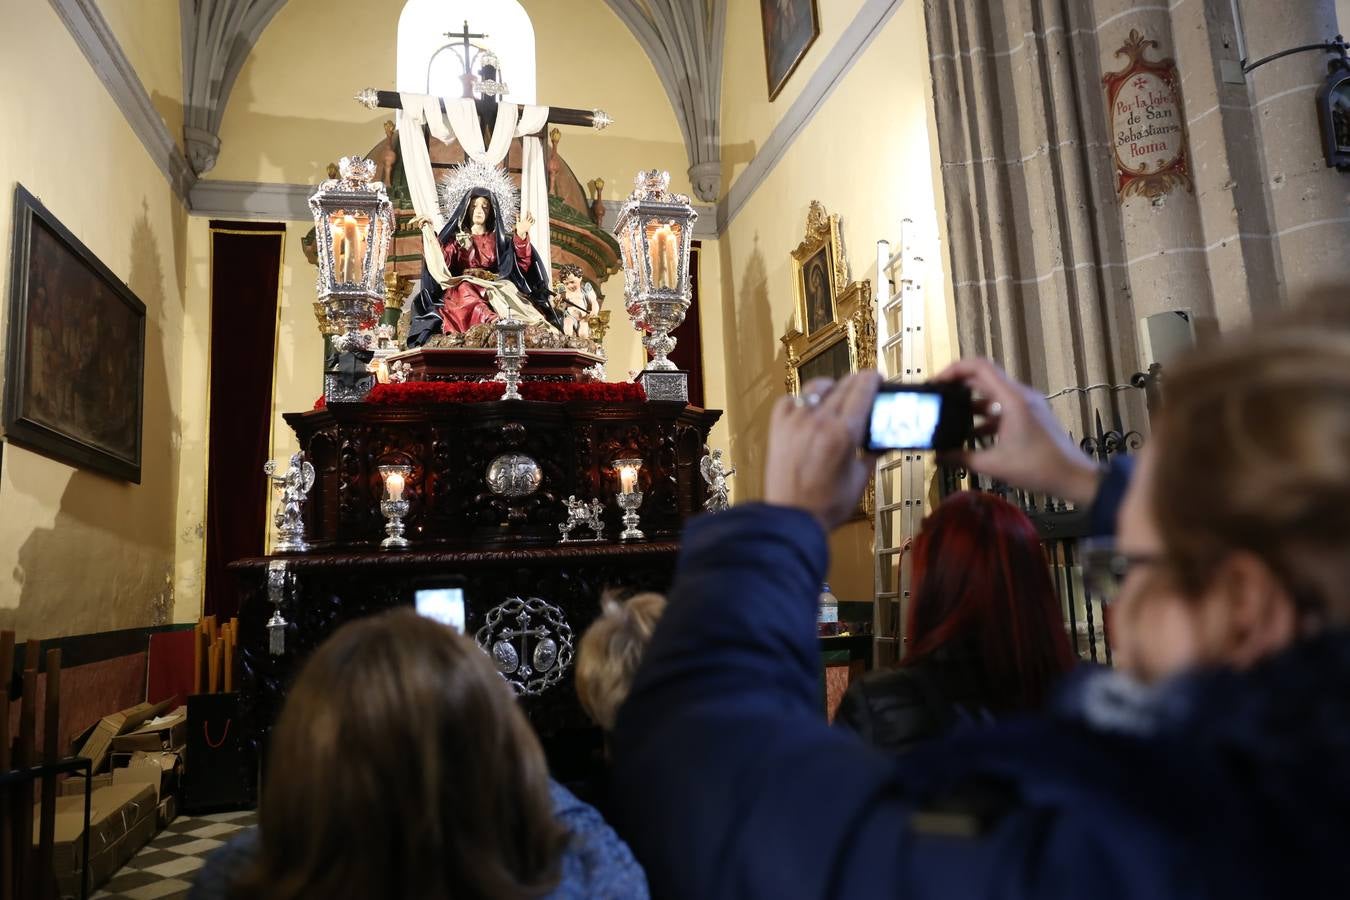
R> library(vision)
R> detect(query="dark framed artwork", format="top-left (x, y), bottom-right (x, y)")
top-left (4, 185), bottom-right (145, 482)
top-left (797, 337), bottom-right (852, 385)
top-left (760, 0), bottom-right (820, 101)
top-left (800, 247), bottom-right (835, 337)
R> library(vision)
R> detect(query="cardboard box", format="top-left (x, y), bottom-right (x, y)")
top-left (111, 750), bottom-right (181, 803)
top-left (110, 705), bottom-right (186, 754)
top-left (73, 699), bottom-right (174, 774)
top-left (157, 793), bottom-right (178, 829)
top-left (58, 772), bottom-right (114, 796)
top-left (38, 782), bottom-right (157, 899)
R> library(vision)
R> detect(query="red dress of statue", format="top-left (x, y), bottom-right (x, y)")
top-left (437, 231), bottom-right (536, 332)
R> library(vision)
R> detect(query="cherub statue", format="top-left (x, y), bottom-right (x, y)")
top-left (700, 449), bottom-right (736, 513)
top-left (559, 495), bottom-right (606, 542)
top-left (264, 452), bottom-right (316, 552)
top-left (554, 264), bottom-right (601, 340)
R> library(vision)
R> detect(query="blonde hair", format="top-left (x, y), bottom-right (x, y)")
top-left (1155, 324), bottom-right (1350, 625)
top-left (575, 592), bottom-right (667, 731)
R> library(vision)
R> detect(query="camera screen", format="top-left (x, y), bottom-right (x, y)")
top-left (868, 390), bottom-right (944, 450)
top-left (414, 588), bottom-right (466, 633)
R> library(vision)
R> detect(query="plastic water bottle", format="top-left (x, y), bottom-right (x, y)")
top-left (818, 583), bottom-right (839, 632)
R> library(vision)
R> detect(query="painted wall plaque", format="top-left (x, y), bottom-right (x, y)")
top-left (1103, 29), bottom-right (1192, 200)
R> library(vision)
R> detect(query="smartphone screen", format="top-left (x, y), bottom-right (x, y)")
top-left (414, 588), bottom-right (466, 633)
top-left (865, 384), bottom-right (972, 452)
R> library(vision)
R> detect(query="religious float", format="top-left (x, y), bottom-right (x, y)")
top-left (228, 44), bottom-right (727, 789)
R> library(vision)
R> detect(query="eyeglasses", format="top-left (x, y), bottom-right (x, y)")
top-left (1081, 540), bottom-right (1167, 604)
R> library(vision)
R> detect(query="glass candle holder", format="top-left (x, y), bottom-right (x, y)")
top-left (611, 458), bottom-right (645, 541)
top-left (378, 464), bottom-right (412, 549)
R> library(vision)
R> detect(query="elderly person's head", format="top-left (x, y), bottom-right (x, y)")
top-left (576, 592), bottom-right (667, 731)
top-left (1107, 325), bottom-right (1350, 681)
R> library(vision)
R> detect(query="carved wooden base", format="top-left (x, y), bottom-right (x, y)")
top-left (287, 400), bottom-right (720, 550)
top-left (389, 347), bottom-right (605, 383)
top-left (232, 543), bottom-right (680, 784)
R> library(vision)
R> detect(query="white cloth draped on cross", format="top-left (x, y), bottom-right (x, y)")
top-left (396, 92), bottom-right (552, 285)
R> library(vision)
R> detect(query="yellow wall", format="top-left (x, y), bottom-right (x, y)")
top-left (713, 0), bottom-right (952, 601)
top-left (211, 0), bottom-right (693, 199)
top-left (96, 0), bottom-right (184, 152)
top-left (0, 0), bottom-right (189, 638)
top-left (720, 0), bottom-right (867, 192)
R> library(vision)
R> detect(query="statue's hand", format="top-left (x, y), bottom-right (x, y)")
top-left (516, 211), bottom-right (535, 238)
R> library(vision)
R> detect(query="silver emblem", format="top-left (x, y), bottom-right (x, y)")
top-left (475, 597), bottom-right (574, 695)
top-left (485, 453), bottom-right (543, 497)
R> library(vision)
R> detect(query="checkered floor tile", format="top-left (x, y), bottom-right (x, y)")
top-left (91, 809), bottom-right (257, 900)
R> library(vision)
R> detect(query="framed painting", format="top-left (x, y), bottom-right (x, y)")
top-left (4, 185), bottom-right (145, 482)
top-left (761, 0), bottom-right (820, 101)
top-left (790, 201), bottom-right (846, 342)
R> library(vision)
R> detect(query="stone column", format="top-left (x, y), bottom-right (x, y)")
top-left (1239, 0), bottom-right (1350, 303)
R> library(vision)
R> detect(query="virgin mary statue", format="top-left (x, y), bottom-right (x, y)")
top-left (407, 161), bottom-right (561, 347)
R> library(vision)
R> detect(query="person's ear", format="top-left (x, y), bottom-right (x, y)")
top-left (1203, 552), bottom-right (1298, 669)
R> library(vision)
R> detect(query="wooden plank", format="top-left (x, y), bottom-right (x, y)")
top-left (0, 630), bottom-right (13, 900)
top-left (192, 623), bottom-right (202, 695)
top-left (222, 625), bottom-right (234, 694)
top-left (16, 667), bottom-right (36, 900)
top-left (37, 649), bottom-right (60, 900)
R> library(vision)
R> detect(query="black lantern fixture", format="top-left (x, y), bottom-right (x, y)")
top-left (1243, 35), bottom-right (1350, 172)
top-left (1315, 37), bottom-right (1350, 170)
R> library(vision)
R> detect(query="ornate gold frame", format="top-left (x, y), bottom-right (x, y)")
top-left (781, 202), bottom-right (877, 520)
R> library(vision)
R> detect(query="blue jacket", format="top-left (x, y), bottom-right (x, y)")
top-left (611, 503), bottom-right (1350, 899)
top-left (189, 782), bottom-right (647, 899)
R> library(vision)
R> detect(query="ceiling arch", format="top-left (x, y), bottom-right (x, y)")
top-left (180, 0), bottom-right (724, 198)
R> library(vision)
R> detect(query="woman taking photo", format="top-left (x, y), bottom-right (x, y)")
top-left (836, 491), bottom-right (1076, 752)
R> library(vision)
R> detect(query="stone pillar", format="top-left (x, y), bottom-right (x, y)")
top-left (1239, 0), bottom-right (1350, 303)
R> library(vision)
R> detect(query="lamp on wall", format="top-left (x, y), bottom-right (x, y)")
top-left (1315, 37), bottom-right (1350, 170)
top-left (1243, 35), bottom-right (1350, 172)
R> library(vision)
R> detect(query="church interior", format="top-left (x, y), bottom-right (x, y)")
top-left (1, 0), bottom-right (1348, 897)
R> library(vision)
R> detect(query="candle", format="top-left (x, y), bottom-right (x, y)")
top-left (342, 216), bottom-right (359, 282)
top-left (331, 219), bottom-right (345, 284)
top-left (620, 466), bottom-right (637, 494)
top-left (663, 224), bottom-right (679, 290)
top-left (353, 217), bottom-right (369, 281)
top-left (375, 359), bottom-right (390, 384)
top-left (385, 472), bottom-right (405, 502)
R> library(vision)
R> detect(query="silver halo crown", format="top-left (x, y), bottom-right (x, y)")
top-left (438, 159), bottom-right (520, 234)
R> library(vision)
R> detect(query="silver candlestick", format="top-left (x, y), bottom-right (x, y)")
top-left (264, 453), bottom-right (315, 553)
top-left (380, 499), bottom-right (411, 549)
top-left (378, 463), bottom-right (412, 550)
top-left (495, 315), bottom-right (528, 401)
top-left (617, 491), bottom-right (645, 541)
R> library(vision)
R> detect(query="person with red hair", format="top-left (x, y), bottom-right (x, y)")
top-left (837, 491), bottom-right (1076, 752)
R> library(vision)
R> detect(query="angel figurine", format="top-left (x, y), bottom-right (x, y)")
top-left (264, 452), bottom-right (315, 553)
top-left (555, 264), bottom-right (601, 340)
top-left (700, 450), bottom-right (735, 513)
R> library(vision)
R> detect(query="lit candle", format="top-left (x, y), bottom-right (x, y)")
top-left (385, 472), bottom-right (405, 502)
top-left (353, 217), bottom-right (369, 282)
top-left (331, 219), bottom-right (345, 284)
top-left (620, 465), bottom-right (637, 494)
top-left (663, 224), bottom-right (679, 290)
top-left (342, 216), bottom-right (359, 282)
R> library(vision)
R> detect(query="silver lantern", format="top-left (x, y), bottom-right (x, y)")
top-left (494, 315), bottom-right (528, 401)
top-left (614, 170), bottom-right (697, 400)
top-left (309, 156), bottom-right (394, 400)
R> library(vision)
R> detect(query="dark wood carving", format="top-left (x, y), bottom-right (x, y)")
top-left (232, 544), bottom-right (681, 783)
top-left (286, 400), bottom-right (721, 550)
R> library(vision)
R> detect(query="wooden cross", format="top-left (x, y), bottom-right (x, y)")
top-left (356, 20), bottom-right (611, 143)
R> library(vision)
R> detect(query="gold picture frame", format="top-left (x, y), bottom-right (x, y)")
top-left (781, 202), bottom-right (877, 520)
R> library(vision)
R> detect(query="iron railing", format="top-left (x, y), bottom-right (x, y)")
top-left (938, 380), bottom-right (1156, 666)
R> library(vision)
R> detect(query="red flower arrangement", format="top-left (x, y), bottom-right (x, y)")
top-left (361, 380), bottom-right (648, 406)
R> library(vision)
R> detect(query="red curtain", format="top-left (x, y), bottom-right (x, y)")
top-left (655, 242), bottom-right (705, 407)
top-left (204, 222), bottom-right (284, 619)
